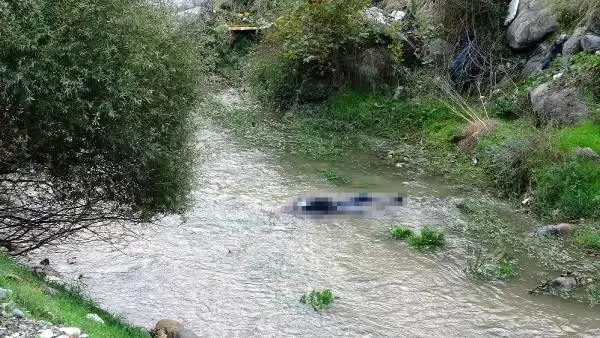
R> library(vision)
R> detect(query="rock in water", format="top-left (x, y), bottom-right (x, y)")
top-left (535, 223), bottom-right (573, 237)
top-left (530, 82), bottom-right (588, 126)
top-left (506, 0), bottom-right (558, 49)
top-left (582, 34), bottom-right (600, 52)
top-left (152, 319), bottom-right (184, 338)
top-left (504, 0), bottom-right (519, 26)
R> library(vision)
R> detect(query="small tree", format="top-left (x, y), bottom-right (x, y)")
top-left (0, 0), bottom-right (208, 254)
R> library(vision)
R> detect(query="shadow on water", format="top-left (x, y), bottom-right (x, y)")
top-left (25, 91), bottom-right (600, 337)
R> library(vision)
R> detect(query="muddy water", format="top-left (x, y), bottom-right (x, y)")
top-left (30, 103), bottom-right (600, 337)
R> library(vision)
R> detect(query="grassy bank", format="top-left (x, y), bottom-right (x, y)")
top-left (0, 255), bottom-right (150, 337)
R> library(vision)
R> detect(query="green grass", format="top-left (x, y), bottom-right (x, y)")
top-left (574, 229), bottom-right (600, 251)
top-left (299, 289), bottom-right (335, 311)
top-left (554, 121), bottom-right (600, 154)
top-left (389, 225), bottom-right (414, 240)
top-left (464, 248), bottom-right (518, 280)
top-left (407, 227), bottom-right (445, 251)
top-left (0, 255), bottom-right (149, 338)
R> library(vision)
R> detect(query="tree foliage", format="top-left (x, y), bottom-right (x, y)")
top-left (0, 0), bottom-right (207, 253)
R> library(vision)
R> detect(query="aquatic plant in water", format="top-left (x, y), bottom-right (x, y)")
top-left (408, 227), bottom-right (445, 251)
top-left (322, 169), bottom-right (350, 185)
top-left (300, 289), bottom-right (334, 311)
top-left (389, 225), bottom-right (414, 240)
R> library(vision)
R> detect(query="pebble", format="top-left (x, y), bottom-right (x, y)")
top-left (86, 313), bottom-right (104, 324)
top-left (59, 327), bottom-right (81, 336)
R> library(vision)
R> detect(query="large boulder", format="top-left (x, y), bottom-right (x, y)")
top-left (530, 82), bottom-right (588, 126)
top-left (506, 0), bottom-right (558, 50)
top-left (582, 34), bottom-right (600, 52)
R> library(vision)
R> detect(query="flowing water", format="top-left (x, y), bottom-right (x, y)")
top-left (28, 92), bottom-right (600, 337)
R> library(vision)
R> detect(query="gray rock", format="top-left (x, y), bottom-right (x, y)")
top-left (522, 43), bottom-right (549, 77)
top-left (530, 82), bottom-right (588, 125)
top-left (39, 329), bottom-right (54, 338)
top-left (507, 0), bottom-right (558, 49)
top-left (0, 288), bottom-right (8, 300)
top-left (85, 313), bottom-right (104, 324)
top-left (574, 147), bottom-right (600, 161)
top-left (59, 327), bottom-right (81, 336)
top-left (535, 223), bottom-right (573, 237)
top-left (363, 7), bottom-right (390, 29)
top-left (381, 0), bottom-right (409, 12)
top-left (174, 328), bottom-right (201, 338)
top-left (426, 38), bottom-right (454, 65)
top-left (504, 0), bottom-right (520, 26)
top-left (11, 308), bottom-right (24, 319)
top-left (582, 34), bottom-right (600, 52)
top-left (563, 28), bottom-right (586, 54)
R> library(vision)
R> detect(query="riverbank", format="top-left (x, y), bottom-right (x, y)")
top-left (0, 254), bottom-right (150, 337)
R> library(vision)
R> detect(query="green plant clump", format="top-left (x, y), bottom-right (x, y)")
top-left (300, 289), bottom-right (334, 311)
top-left (407, 227), bottom-right (445, 251)
top-left (389, 225), bottom-right (414, 240)
top-left (322, 169), bottom-right (350, 185)
top-left (533, 160), bottom-right (600, 220)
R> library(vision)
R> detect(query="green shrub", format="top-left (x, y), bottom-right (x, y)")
top-left (533, 160), bottom-right (600, 220)
top-left (247, 0), bottom-right (376, 108)
top-left (300, 289), bottom-right (335, 311)
top-left (0, 0), bottom-right (205, 215)
top-left (389, 225), bottom-right (414, 240)
top-left (408, 227), bottom-right (445, 251)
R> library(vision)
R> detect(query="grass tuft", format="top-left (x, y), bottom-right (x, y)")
top-left (299, 289), bottom-right (335, 311)
top-left (389, 225), bottom-right (414, 240)
top-left (407, 227), bottom-right (445, 251)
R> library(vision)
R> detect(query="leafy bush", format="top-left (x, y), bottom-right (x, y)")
top-left (0, 0), bottom-right (206, 252)
top-left (389, 225), bottom-right (414, 240)
top-left (247, 0), bottom-right (376, 108)
top-left (300, 289), bottom-right (335, 311)
top-left (533, 160), bottom-right (600, 220)
top-left (407, 227), bottom-right (445, 251)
